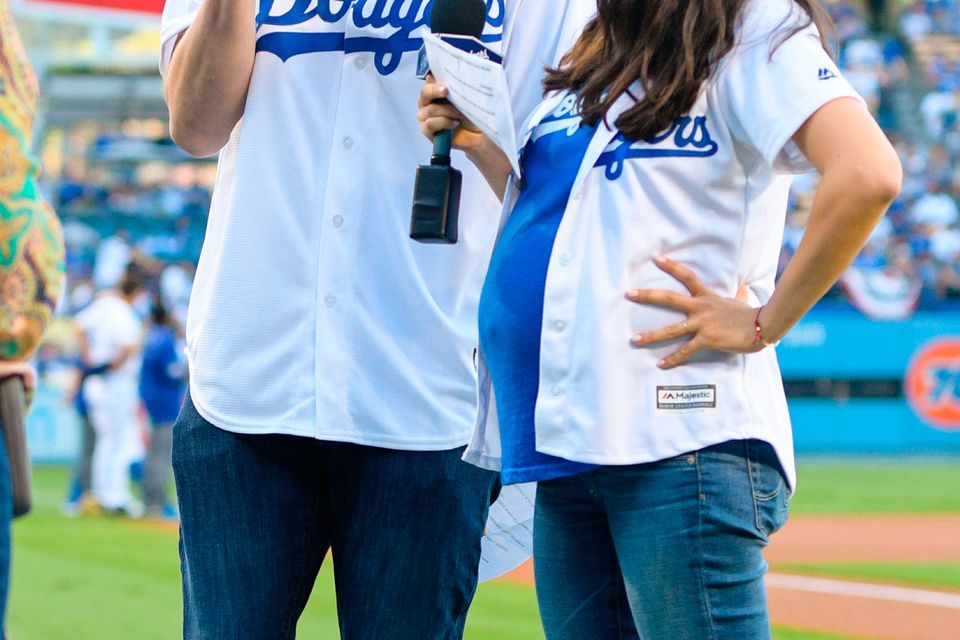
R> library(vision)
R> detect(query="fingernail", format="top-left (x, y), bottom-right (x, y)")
top-left (657, 359), bottom-right (667, 368)
top-left (626, 289), bottom-right (639, 298)
top-left (632, 334), bottom-right (643, 344)
top-left (654, 255), bottom-right (667, 264)
top-left (452, 120), bottom-right (461, 128)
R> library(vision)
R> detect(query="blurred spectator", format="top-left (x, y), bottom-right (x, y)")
top-left (92, 231), bottom-right (132, 291)
top-left (74, 268), bottom-right (147, 517)
top-left (911, 180), bottom-right (959, 226)
top-left (138, 301), bottom-right (185, 520)
top-left (900, 1), bottom-right (933, 42)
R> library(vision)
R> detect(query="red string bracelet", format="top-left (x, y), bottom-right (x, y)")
top-left (752, 306), bottom-right (778, 348)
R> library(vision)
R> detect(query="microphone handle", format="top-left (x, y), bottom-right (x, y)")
top-left (432, 129), bottom-right (452, 165)
top-left (0, 376), bottom-right (31, 518)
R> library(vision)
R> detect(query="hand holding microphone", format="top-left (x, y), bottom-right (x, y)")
top-left (417, 79), bottom-right (485, 152)
top-left (409, 0), bottom-right (488, 244)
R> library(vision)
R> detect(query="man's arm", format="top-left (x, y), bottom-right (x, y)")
top-left (164, 0), bottom-right (258, 157)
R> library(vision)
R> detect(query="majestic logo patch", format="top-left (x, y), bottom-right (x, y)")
top-left (656, 385), bottom-right (717, 412)
top-left (254, 0), bottom-right (505, 75)
top-left (818, 68), bottom-right (837, 81)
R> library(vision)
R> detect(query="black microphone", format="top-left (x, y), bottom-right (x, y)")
top-left (410, 0), bottom-right (488, 244)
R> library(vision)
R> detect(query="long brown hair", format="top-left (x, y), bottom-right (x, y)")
top-left (544, 0), bottom-right (835, 141)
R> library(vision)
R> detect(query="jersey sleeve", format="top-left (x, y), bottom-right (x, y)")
top-left (501, 0), bottom-right (596, 138)
top-left (717, 0), bottom-right (865, 174)
top-left (159, 0), bottom-right (203, 77)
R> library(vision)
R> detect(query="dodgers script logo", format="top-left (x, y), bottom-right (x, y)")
top-left (255, 0), bottom-right (505, 75)
top-left (531, 93), bottom-right (720, 181)
top-left (596, 117), bottom-right (719, 180)
top-left (531, 94), bottom-right (585, 142)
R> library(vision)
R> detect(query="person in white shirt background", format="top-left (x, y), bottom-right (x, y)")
top-left (158, 0), bottom-right (594, 637)
top-left (419, 0), bottom-right (902, 637)
top-left (74, 268), bottom-right (146, 517)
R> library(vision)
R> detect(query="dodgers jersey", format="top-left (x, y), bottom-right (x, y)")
top-left (159, 0), bottom-right (594, 448)
top-left (465, 0), bottom-right (866, 490)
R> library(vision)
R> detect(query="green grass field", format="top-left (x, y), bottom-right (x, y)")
top-left (789, 462), bottom-right (960, 515)
top-left (10, 462), bottom-right (959, 640)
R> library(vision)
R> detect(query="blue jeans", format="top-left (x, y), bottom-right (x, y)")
top-left (173, 394), bottom-right (499, 640)
top-left (534, 439), bottom-right (790, 640)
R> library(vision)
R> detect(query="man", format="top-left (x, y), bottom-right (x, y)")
top-left (74, 268), bottom-right (146, 517)
top-left (159, 1), bottom-right (593, 638)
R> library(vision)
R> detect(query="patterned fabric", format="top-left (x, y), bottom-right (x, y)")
top-left (0, 0), bottom-right (65, 361)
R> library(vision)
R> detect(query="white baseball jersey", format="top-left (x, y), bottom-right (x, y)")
top-left (465, 0), bottom-right (866, 490)
top-left (74, 293), bottom-right (142, 383)
top-left (159, 0), bottom-right (594, 448)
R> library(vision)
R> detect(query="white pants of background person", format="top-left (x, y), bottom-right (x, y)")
top-left (85, 375), bottom-right (142, 511)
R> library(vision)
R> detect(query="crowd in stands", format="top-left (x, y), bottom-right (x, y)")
top-left (40, 1), bottom-right (960, 326)
top-left (781, 0), bottom-right (960, 317)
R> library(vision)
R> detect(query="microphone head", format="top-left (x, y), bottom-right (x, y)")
top-left (430, 0), bottom-right (488, 39)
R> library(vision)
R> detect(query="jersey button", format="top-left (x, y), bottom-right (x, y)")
top-left (324, 294), bottom-right (337, 308)
top-left (553, 320), bottom-right (567, 332)
top-left (342, 136), bottom-right (354, 150)
top-left (332, 215), bottom-right (344, 229)
top-left (559, 253), bottom-right (573, 266)
top-left (354, 57), bottom-right (367, 70)
top-left (551, 386), bottom-right (563, 397)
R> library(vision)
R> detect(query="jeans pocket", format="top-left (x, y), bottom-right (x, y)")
top-left (746, 440), bottom-right (790, 539)
top-left (754, 486), bottom-right (790, 540)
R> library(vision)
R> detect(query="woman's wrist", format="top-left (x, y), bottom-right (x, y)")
top-left (465, 135), bottom-right (512, 199)
top-left (754, 305), bottom-right (789, 347)
top-left (464, 134), bottom-right (503, 165)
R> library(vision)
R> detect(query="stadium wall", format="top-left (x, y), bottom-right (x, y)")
top-left (781, 311), bottom-right (960, 454)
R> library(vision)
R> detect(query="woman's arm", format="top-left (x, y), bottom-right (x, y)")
top-left (164, 0), bottom-right (258, 157)
top-left (628, 98), bottom-right (902, 369)
top-left (761, 98), bottom-right (902, 339)
top-left (417, 78), bottom-right (513, 200)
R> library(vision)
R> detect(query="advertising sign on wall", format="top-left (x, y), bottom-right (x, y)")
top-left (779, 311), bottom-right (960, 454)
top-left (905, 338), bottom-right (960, 432)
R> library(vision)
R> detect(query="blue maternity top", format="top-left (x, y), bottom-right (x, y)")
top-left (478, 116), bottom-right (598, 486)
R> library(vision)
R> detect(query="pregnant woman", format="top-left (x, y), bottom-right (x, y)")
top-left (418, 0), bottom-right (901, 637)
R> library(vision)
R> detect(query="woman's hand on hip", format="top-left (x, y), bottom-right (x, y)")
top-left (626, 256), bottom-right (764, 369)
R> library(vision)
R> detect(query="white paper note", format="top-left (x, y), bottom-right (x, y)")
top-left (422, 32), bottom-right (522, 178)
top-left (477, 483), bottom-right (536, 582)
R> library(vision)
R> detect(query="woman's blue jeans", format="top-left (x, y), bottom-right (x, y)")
top-left (534, 439), bottom-right (790, 640)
